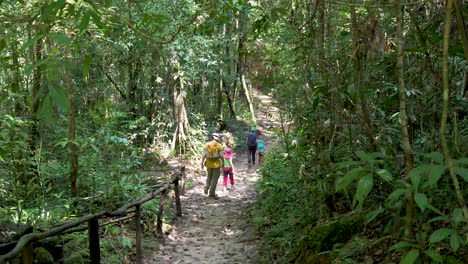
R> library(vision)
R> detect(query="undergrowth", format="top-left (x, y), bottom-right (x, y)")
top-left (253, 146), bottom-right (329, 262)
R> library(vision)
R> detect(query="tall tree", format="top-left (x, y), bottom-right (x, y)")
top-left (440, 0), bottom-right (468, 222)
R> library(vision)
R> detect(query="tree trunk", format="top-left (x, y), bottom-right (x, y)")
top-left (350, 5), bottom-right (379, 152)
top-left (28, 34), bottom-right (43, 182)
top-left (10, 36), bottom-right (23, 115)
top-left (223, 24), bottom-right (237, 118)
top-left (65, 48), bottom-right (78, 198)
top-left (171, 51), bottom-right (191, 153)
top-left (454, 0), bottom-right (468, 96)
top-left (396, 0), bottom-right (414, 171)
top-left (237, 8), bottom-right (255, 122)
top-left (222, 76), bottom-right (236, 119)
top-left (440, 0), bottom-right (468, 222)
top-left (127, 47), bottom-right (140, 119)
top-left (395, 0), bottom-right (416, 241)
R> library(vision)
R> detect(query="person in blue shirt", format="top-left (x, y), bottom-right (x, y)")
top-left (245, 127), bottom-right (258, 166)
top-left (257, 134), bottom-right (265, 165)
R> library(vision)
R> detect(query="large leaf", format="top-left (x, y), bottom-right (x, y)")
top-left (376, 169), bottom-right (393, 182)
top-left (41, 0), bottom-right (66, 22)
top-left (427, 165), bottom-right (445, 186)
top-left (423, 152), bottom-right (444, 164)
top-left (453, 167), bottom-right (468, 182)
top-left (389, 241), bottom-right (420, 251)
top-left (414, 193), bottom-right (444, 216)
top-left (386, 188), bottom-right (409, 206)
top-left (414, 193), bottom-right (429, 212)
top-left (414, 193), bottom-right (443, 215)
top-left (400, 248), bottom-right (420, 264)
top-left (424, 249), bottom-right (443, 262)
top-left (335, 168), bottom-right (367, 191)
top-left (49, 84), bottom-right (69, 113)
top-left (48, 32), bottom-right (72, 46)
top-left (334, 159), bottom-right (358, 170)
top-left (24, 59), bottom-right (47, 75)
top-left (450, 233), bottom-right (461, 252)
top-left (408, 166), bottom-right (427, 192)
top-left (356, 150), bottom-right (373, 167)
top-left (429, 228), bottom-right (454, 243)
top-left (37, 94), bottom-right (54, 122)
top-left (427, 215), bottom-right (450, 224)
top-left (20, 35), bottom-right (44, 52)
top-left (365, 206), bottom-right (384, 224)
top-left (79, 10), bottom-right (91, 34)
top-left (453, 157), bottom-right (468, 166)
top-left (452, 208), bottom-right (464, 225)
top-left (355, 174), bottom-right (373, 210)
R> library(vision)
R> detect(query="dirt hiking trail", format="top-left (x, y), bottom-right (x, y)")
top-left (142, 90), bottom-right (279, 264)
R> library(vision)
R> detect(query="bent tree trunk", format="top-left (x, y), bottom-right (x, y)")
top-left (170, 51), bottom-right (191, 153)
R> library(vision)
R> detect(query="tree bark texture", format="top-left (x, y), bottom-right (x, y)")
top-left (395, 0), bottom-right (416, 241)
top-left (350, 5), bottom-right (379, 152)
top-left (396, 0), bottom-right (414, 171)
top-left (65, 48), bottom-right (79, 198)
top-left (171, 51), bottom-right (191, 153)
top-left (223, 23), bottom-right (237, 119)
top-left (237, 9), bottom-right (255, 122)
top-left (440, 0), bottom-right (468, 222)
top-left (454, 0), bottom-right (468, 96)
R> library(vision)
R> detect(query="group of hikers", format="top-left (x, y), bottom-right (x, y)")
top-left (200, 127), bottom-right (265, 199)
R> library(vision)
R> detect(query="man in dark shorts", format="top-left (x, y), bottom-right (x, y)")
top-left (246, 127), bottom-right (258, 166)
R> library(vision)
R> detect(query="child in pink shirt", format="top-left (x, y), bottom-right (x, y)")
top-left (222, 148), bottom-right (235, 192)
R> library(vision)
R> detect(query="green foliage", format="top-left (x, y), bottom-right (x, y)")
top-left (334, 151), bottom-right (390, 211)
top-left (253, 147), bottom-right (329, 261)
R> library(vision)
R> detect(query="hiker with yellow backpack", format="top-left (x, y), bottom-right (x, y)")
top-left (201, 133), bottom-right (224, 199)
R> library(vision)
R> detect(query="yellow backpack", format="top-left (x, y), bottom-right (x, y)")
top-left (205, 141), bottom-right (221, 159)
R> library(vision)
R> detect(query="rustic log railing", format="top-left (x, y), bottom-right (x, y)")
top-left (0, 166), bottom-right (186, 264)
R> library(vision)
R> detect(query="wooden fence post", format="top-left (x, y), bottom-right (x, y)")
top-left (135, 204), bottom-right (142, 264)
top-left (21, 242), bottom-right (33, 264)
top-left (156, 190), bottom-right (166, 240)
top-left (88, 218), bottom-right (100, 264)
top-left (180, 166), bottom-right (186, 195)
top-left (174, 178), bottom-right (182, 217)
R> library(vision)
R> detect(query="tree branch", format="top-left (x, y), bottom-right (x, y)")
top-left (84, 0), bottom-right (199, 45)
top-left (105, 72), bottom-right (127, 100)
top-left (328, 0), bottom-right (433, 8)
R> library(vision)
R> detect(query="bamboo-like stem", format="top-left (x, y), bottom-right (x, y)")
top-left (440, 0), bottom-right (468, 223)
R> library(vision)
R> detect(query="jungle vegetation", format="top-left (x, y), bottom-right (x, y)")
top-left (1, 0), bottom-right (467, 263)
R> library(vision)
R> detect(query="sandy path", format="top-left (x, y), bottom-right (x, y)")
top-left (142, 90), bottom-right (277, 264)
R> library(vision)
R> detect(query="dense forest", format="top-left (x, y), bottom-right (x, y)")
top-left (1, 0), bottom-right (467, 263)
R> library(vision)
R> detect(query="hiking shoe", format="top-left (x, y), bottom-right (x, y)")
top-left (208, 194), bottom-right (219, 200)
top-left (204, 188), bottom-right (208, 195)
top-left (230, 185), bottom-right (235, 190)
top-left (223, 186), bottom-right (227, 193)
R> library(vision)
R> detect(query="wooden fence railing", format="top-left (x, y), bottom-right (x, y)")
top-left (0, 166), bottom-right (186, 264)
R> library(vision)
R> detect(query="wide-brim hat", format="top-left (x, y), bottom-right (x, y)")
top-left (212, 133), bottom-right (220, 141)
top-left (224, 148), bottom-right (233, 159)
